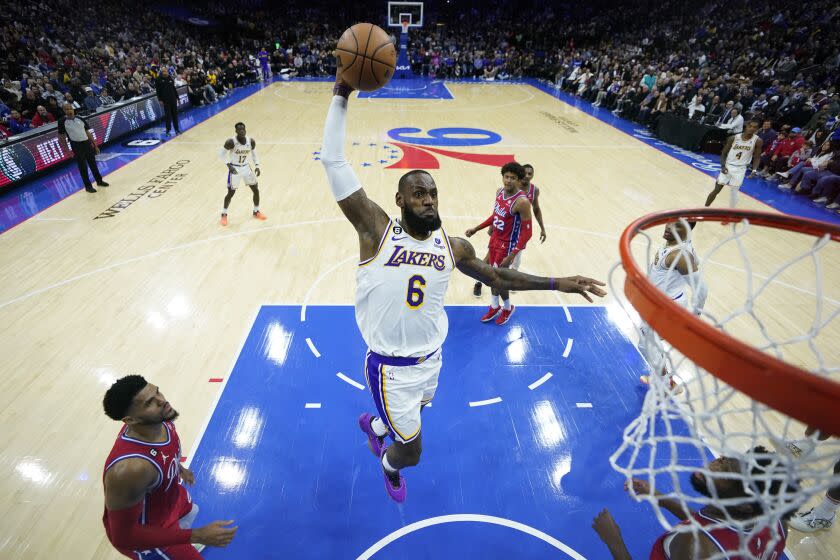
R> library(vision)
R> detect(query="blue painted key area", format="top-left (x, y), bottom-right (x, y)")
top-left (187, 305), bottom-right (728, 559)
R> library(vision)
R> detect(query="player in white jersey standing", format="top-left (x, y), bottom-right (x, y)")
top-left (639, 220), bottom-right (708, 392)
top-left (321, 68), bottom-right (606, 503)
top-left (219, 122), bottom-right (267, 226)
top-left (704, 119), bottom-right (763, 207)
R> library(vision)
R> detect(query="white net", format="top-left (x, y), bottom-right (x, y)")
top-left (608, 212), bottom-right (840, 559)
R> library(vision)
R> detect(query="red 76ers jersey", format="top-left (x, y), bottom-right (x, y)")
top-left (490, 188), bottom-right (527, 245)
top-left (102, 421), bottom-right (192, 540)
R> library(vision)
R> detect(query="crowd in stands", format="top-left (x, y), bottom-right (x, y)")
top-left (1, 0), bottom-right (839, 211)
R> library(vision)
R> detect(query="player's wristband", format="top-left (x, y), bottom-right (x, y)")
top-left (333, 83), bottom-right (353, 98)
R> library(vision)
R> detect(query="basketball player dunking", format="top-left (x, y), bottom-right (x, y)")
top-left (219, 122), bottom-right (267, 226)
top-left (466, 162), bottom-right (533, 325)
top-left (102, 375), bottom-right (237, 558)
top-left (321, 70), bottom-right (606, 503)
top-left (640, 221), bottom-right (708, 392)
top-left (705, 119), bottom-right (763, 207)
top-left (471, 163), bottom-right (547, 297)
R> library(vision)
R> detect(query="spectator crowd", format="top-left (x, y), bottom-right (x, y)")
top-left (1, 0), bottom-right (838, 212)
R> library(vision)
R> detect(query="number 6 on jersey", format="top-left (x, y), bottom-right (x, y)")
top-left (406, 275), bottom-right (426, 308)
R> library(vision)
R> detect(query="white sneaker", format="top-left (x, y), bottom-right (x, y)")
top-left (778, 184), bottom-right (793, 190)
top-left (814, 197), bottom-right (828, 204)
top-left (776, 171), bottom-right (790, 178)
top-left (826, 202), bottom-right (840, 209)
top-left (789, 508), bottom-right (836, 533)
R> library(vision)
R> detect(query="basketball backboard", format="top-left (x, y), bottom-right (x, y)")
top-left (387, 1), bottom-right (423, 28)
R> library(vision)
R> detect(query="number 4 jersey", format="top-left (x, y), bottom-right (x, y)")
top-left (356, 218), bottom-right (456, 358)
top-left (725, 133), bottom-right (758, 169)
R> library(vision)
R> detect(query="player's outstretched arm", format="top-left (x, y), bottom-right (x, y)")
top-left (450, 236), bottom-right (606, 302)
top-left (320, 71), bottom-right (389, 259)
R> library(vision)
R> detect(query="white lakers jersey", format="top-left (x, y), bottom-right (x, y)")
top-left (355, 218), bottom-right (456, 357)
top-left (648, 241), bottom-right (698, 302)
top-left (228, 136), bottom-right (253, 167)
top-left (725, 133), bottom-right (757, 168)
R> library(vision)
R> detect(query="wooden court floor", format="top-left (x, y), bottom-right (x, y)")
top-left (0, 81), bottom-right (837, 559)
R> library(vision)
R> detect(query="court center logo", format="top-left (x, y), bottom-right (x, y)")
top-left (385, 127), bottom-right (514, 169)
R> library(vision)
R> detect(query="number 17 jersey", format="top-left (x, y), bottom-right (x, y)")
top-left (355, 218), bottom-right (456, 358)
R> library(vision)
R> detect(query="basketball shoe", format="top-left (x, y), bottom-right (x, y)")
top-left (358, 413), bottom-right (388, 457)
top-left (253, 210), bottom-right (267, 220)
top-left (789, 508), bottom-right (835, 533)
top-left (220, 214), bottom-right (228, 226)
top-left (495, 305), bottom-right (515, 325)
top-left (380, 447), bottom-right (407, 503)
top-left (480, 306), bottom-right (501, 322)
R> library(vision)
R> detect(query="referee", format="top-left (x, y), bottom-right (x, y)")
top-left (155, 68), bottom-right (181, 135)
top-left (57, 102), bottom-right (109, 193)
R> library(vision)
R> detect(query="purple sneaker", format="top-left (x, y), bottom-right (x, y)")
top-left (381, 447), bottom-right (407, 503)
top-left (358, 413), bottom-right (387, 457)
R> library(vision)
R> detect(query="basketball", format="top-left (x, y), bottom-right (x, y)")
top-left (335, 23), bottom-right (396, 92)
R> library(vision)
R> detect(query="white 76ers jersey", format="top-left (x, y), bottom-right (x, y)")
top-left (725, 133), bottom-right (757, 168)
top-left (355, 219), bottom-right (456, 357)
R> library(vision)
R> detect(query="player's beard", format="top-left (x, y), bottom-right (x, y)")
top-left (402, 205), bottom-right (442, 235)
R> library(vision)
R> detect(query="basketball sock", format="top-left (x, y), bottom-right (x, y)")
top-left (814, 495), bottom-right (840, 518)
top-left (221, 208), bottom-right (228, 215)
top-left (382, 453), bottom-right (399, 473)
top-left (502, 299), bottom-right (511, 311)
top-left (491, 295), bottom-right (500, 308)
top-left (370, 416), bottom-right (388, 437)
top-left (253, 206), bottom-right (259, 213)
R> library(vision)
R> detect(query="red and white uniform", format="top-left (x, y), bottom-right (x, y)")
top-left (522, 182), bottom-right (536, 203)
top-left (103, 421), bottom-right (196, 559)
top-left (488, 188), bottom-right (527, 267)
top-left (650, 510), bottom-right (786, 560)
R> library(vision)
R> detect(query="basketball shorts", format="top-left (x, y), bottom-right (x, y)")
top-left (364, 349), bottom-right (441, 444)
top-left (227, 165), bottom-right (258, 189)
top-left (717, 165), bottom-right (747, 188)
top-left (488, 238), bottom-right (513, 268)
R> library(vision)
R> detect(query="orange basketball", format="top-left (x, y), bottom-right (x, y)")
top-left (335, 23), bottom-right (397, 92)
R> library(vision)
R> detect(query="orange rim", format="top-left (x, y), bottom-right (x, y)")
top-left (619, 208), bottom-right (840, 436)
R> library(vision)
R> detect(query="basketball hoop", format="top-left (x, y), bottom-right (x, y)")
top-left (400, 19), bottom-right (410, 35)
top-left (619, 208), bottom-right (840, 436)
top-left (608, 207), bottom-right (840, 558)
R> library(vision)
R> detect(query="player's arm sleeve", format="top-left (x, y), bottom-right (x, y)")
top-left (511, 200), bottom-right (533, 253)
top-left (320, 95), bottom-right (361, 201)
top-left (688, 271), bottom-right (708, 314)
top-left (107, 502), bottom-right (193, 549)
top-left (219, 139), bottom-right (233, 163)
top-left (474, 215), bottom-right (493, 230)
top-left (250, 138), bottom-right (259, 166)
top-left (104, 462), bottom-right (192, 549)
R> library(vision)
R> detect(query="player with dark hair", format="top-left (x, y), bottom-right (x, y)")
top-left (593, 446), bottom-right (792, 559)
top-left (471, 163), bottom-right (546, 297)
top-left (466, 161), bottom-right (534, 325)
top-left (102, 375), bottom-right (237, 558)
top-left (321, 69), bottom-right (605, 503)
top-left (219, 122), bottom-right (266, 226)
top-left (705, 118), bottom-right (763, 207)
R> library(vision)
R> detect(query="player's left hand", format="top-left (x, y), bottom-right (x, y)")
top-left (592, 509), bottom-right (623, 545)
top-left (556, 276), bottom-right (607, 302)
top-left (255, 167), bottom-right (261, 177)
top-left (539, 229), bottom-right (547, 243)
top-left (180, 465), bottom-right (196, 485)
